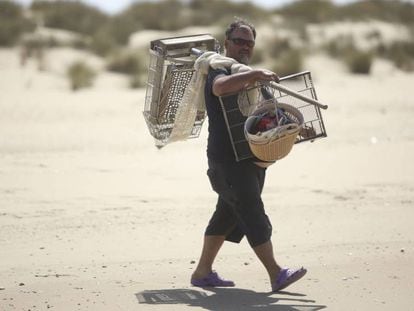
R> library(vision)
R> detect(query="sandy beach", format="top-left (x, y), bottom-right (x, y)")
top-left (1, 29), bottom-right (414, 311)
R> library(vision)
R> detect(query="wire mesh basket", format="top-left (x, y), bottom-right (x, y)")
top-left (143, 34), bottom-right (217, 147)
top-left (219, 71), bottom-right (328, 161)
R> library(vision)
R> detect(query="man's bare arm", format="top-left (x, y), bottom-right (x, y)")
top-left (212, 69), bottom-right (279, 97)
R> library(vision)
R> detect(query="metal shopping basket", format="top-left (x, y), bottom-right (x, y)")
top-left (219, 71), bottom-right (328, 161)
top-left (143, 34), bottom-right (218, 147)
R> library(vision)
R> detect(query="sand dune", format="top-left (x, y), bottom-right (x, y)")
top-left (307, 20), bottom-right (411, 50)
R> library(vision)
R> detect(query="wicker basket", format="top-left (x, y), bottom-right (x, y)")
top-left (244, 101), bottom-right (304, 161)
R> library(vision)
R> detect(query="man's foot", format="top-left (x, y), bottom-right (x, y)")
top-left (272, 267), bottom-right (307, 292)
top-left (191, 271), bottom-right (235, 287)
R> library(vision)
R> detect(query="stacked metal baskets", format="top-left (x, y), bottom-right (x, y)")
top-left (244, 100), bottom-right (304, 162)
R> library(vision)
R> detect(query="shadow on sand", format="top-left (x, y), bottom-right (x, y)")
top-left (136, 287), bottom-right (326, 310)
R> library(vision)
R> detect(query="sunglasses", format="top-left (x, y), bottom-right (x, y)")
top-left (229, 37), bottom-right (255, 48)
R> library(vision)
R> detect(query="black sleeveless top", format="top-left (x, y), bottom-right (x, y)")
top-left (204, 68), bottom-right (237, 162)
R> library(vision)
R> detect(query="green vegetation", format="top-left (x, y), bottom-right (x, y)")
top-left (109, 0), bottom-right (187, 45)
top-left (345, 50), bottom-right (373, 74)
top-left (250, 47), bottom-right (265, 65)
top-left (271, 49), bottom-right (303, 77)
top-left (106, 51), bottom-right (145, 75)
top-left (2, 0), bottom-right (413, 82)
top-left (324, 36), bottom-right (356, 58)
top-left (3, 0), bottom-right (414, 49)
top-left (30, 1), bottom-right (109, 36)
top-left (266, 36), bottom-right (303, 76)
top-left (67, 61), bottom-right (96, 91)
top-left (324, 37), bottom-right (373, 74)
top-left (29, 1), bottom-right (113, 55)
top-left (187, 0), bottom-right (268, 26)
top-left (277, 0), bottom-right (337, 24)
top-left (106, 50), bottom-right (147, 88)
top-left (277, 0), bottom-right (414, 25)
top-left (0, 1), bottom-right (34, 46)
top-left (382, 41), bottom-right (414, 71)
top-left (88, 26), bottom-right (118, 57)
top-left (336, 0), bottom-right (414, 24)
top-left (107, 0), bottom-right (268, 45)
top-left (268, 37), bottom-right (294, 59)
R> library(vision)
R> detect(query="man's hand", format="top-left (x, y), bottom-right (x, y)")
top-left (253, 69), bottom-right (280, 83)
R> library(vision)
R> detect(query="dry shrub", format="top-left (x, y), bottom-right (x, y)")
top-left (324, 37), bottom-right (373, 74)
top-left (30, 1), bottom-right (108, 36)
top-left (106, 50), bottom-right (147, 88)
top-left (385, 41), bottom-right (414, 71)
top-left (271, 49), bottom-right (303, 77)
top-left (345, 50), bottom-right (373, 74)
top-left (268, 37), bottom-right (292, 59)
top-left (250, 47), bottom-right (265, 65)
top-left (106, 51), bottom-right (145, 75)
top-left (0, 1), bottom-right (35, 46)
top-left (89, 28), bottom-right (117, 57)
top-left (67, 61), bottom-right (96, 91)
top-left (324, 35), bottom-right (355, 58)
top-left (129, 74), bottom-right (146, 89)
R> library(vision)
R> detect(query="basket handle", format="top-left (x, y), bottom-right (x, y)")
top-left (268, 81), bottom-right (328, 110)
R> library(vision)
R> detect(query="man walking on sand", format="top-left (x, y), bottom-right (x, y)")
top-left (190, 19), bottom-right (307, 292)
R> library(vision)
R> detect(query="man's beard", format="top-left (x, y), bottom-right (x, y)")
top-left (239, 54), bottom-right (250, 65)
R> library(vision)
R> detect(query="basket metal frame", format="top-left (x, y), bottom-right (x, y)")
top-left (219, 71), bottom-right (328, 161)
top-left (143, 34), bottom-right (217, 147)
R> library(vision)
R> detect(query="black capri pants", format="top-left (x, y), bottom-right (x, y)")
top-left (205, 159), bottom-right (272, 247)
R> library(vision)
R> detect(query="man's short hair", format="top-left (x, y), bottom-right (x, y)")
top-left (225, 18), bottom-right (256, 40)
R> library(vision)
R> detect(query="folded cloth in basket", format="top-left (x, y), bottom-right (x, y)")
top-left (250, 123), bottom-right (300, 143)
top-left (252, 108), bottom-right (297, 134)
top-left (245, 103), bottom-right (303, 145)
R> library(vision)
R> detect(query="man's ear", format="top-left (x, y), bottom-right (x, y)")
top-left (224, 39), bottom-right (229, 50)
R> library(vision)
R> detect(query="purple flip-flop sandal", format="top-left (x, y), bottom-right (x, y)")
top-left (272, 267), bottom-right (307, 292)
top-left (191, 271), bottom-right (235, 287)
